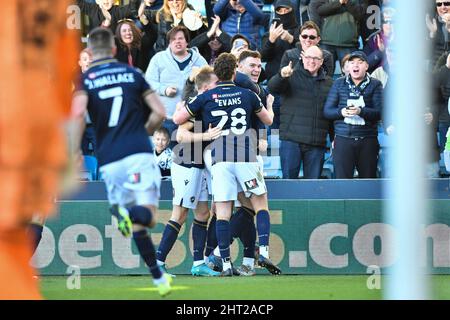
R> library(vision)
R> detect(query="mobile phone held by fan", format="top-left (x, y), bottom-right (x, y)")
top-left (234, 39), bottom-right (246, 50)
top-left (272, 18), bottom-right (281, 28)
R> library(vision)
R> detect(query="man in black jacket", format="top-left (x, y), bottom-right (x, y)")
top-left (268, 45), bottom-right (334, 179)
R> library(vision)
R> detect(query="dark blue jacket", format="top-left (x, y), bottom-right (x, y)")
top-left (214, 0), bottom-right (270, 49)
top-left (323, 76), bottom-right (383, 138)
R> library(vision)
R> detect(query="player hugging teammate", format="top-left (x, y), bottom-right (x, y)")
top-left (173, 53), bottom-right (281, 276)
top-left (156, 66), bottom-right (222, 277)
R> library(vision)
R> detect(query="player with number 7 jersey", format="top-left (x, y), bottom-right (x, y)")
top-left (72, 28), bottom-right (172, 296)
top-left (75, 57), bottom-right (155, 167)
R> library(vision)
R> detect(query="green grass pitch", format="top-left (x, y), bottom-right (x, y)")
top-left (40, 275), bottom-right (450, 300)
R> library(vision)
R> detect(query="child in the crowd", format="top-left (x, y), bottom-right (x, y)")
top-left (153, 127), bottom-right (173, 179)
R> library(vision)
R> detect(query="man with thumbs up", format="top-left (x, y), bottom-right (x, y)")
top-left (268, 45), bottom-right (334, 179)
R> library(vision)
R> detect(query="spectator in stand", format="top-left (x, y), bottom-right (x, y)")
top-left (153, 127), bottom-right (173, 179)
top-left (311, 0), bottom-right (367, 69)
top-left (308, 0), bottom-right (323, 28)
top-left (268, 46), bottom-right (333, 178)
top-left (213, 0), bottom-right (270, 50)
top-left (190, 15), bottom-right (232, 66)
top-left (371, 47), bottom-right (440, 178)
top-left (230, 33), bottom-right (269, 83)
top-left (280, 21), bottom-right (334, 76)
top-left (298, 0), bottom-right (313, 25)
top-left (140, 0), bottom-right (207, 53)
top-left (142, 0), bottom-right (164, 11)
top-left (370, 45), bottom-right (391, 88)
top-left (363, 6), bottom-right (395, 73)
top-left (324, 51), bottom-right (383, 179)
top-left (230, 34), bottom-right (251, 58)
top-left (279, 21), bottom-right (334, 132)
top-left (261, 0), bottom-right (299, 80)
top-left (340, 53), bottom-right (351, 76)
top-left (77, 0), bottom-right (140, 33)
top-left (426, 0), bottom-right (450, 67)
top-left (79, 48), bottom-right (92, 73)
top-left (360, 0), bottom-right (391, 45)
top-left (113, 19), bottom-right (154, 72)
top-left (145, 26), bottom-right (208, 147)
top-left (431, 52), bottom-right (450, 172)
top-left (260, 0), bottom-right (299, 129)
top-left (78, 49), bottom-right (96, 156)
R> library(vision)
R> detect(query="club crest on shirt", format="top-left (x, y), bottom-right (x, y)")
top-left (129, 172), bottom-right (141, 184)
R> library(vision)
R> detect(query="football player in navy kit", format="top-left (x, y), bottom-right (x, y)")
top-left (231, 50), bottom-right (281, 276)
top-left (71, 27), bottom-right (172, 296)
top-left (173, 53), bottom-right (274, 276)
top-left (156, 66), bottom-right (222, 277)
top-left (204, 50), bottom-right (282, 276)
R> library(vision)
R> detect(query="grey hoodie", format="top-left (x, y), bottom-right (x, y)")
top-left (145, 46), bottom-right (207, 118)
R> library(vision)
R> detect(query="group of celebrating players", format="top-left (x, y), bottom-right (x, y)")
top-left (71, 26), bottom-right (281, 297)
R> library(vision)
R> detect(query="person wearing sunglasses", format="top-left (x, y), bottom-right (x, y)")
top-left (363, 6), bottom-right (395, 73)
top-left (427, 0), bottom-right (450, 67)
top-left (76, 0), bottom-right (140, 34)
top-left (280, 21), bottom-right (334, 77)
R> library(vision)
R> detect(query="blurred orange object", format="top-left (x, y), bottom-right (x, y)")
top-left (0, 0), bottom-right (79, 299)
